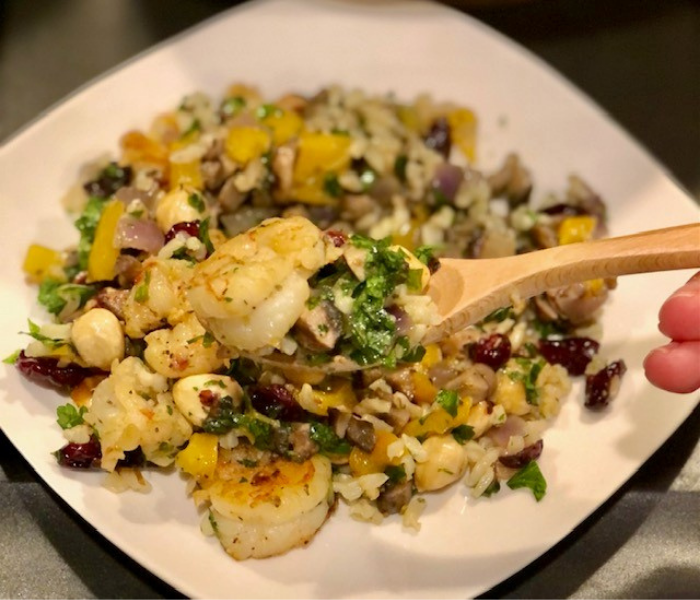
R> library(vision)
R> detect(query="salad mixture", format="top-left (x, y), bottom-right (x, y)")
top-left (9, 84), bottom-right (626, 560)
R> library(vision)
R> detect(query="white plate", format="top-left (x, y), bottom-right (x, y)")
top-left (0, 0), bottom-right (698, 597)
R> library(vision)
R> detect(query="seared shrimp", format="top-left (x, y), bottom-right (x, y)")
top-left (188, 217), bottom-right (340, 352)
top-left (198, 445), bottom-right (333, 559)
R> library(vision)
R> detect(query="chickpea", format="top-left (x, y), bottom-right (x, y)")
top-left (71, 308), bottom-right (125, 371)
top-left (414, 435), bottom-right (468, 492)
top-left (155, 187), bottom-right (208, 233)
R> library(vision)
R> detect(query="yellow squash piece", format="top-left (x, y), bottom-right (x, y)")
top-left (402, 397), bottom-right (472, 439)
top-left (558, 215), bottom-right (597, 245)
top-left (448, 108), bottom-right (477, 163)
top-left (176, 433), bottom-right (218, 478)
top-left (306, 379), bottom-right (357, 416)
top-left (87, 200), bottom-right (124, 282)
top-left (261, 108), bottom-right (303, 146)
top-left (23, 244), bottom-right (63, 283)
top-left (293, 132), bottom-right (351, 183)
top-left (225, 126), bottom-right (270, 164)
top-left (169, 157), bottom-right (203, 190)
top-left (348, 430), bottom-right (403, 476)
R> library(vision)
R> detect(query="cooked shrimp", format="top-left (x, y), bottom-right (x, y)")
top-left (197, 445), bottom-right (333, 559)
top-left (188, 217), bottom-right (340, 352)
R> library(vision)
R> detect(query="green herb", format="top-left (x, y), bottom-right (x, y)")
top-left (384, 464), bottom-right (407, 485)
top-left (220, 96), bottom-right (246, 118)
top-left (56, 404), bottom-right (87, 430)
top-left (394, 154), bottom-right (408, 182)
top-left (256, 103), bottom-right (280, 119)
top-left (322, 172), bottom-right (343, 198)
top-left (484, 306), bottom-right (514, 323)
top-left (532, 318), bottom-right (567, 339)
top-left (436, 389), bottom-right (459, 418)
top-left (452, 424), bottom-right (475, 445)
top-left (38, 279), bottom-right (97, 316)
top-left (509, 359), bottom-right (544, 405)
top-left (432, 188), bottom-right (449, 206)
top-left (317, 323), bottom-right (329, 335)
top-left (330, 128), bottom-right (350, 136)
top-left (203, 379), bottom-right (227, 389)
top-left (407, 268), bottom-right (423, 292)
top-left (187, 193), bottom-right (205, 213)
top-left (208, 511), bottom-right (220, 534)
top-left (3, 349), bottom-right (21, 365)
top-left (134, 271), bottom-right (151, 304)
top-left (201, 396), bottom-right (274, 451)
top-left (225, 358), bottom-right (261, 386)
top-left (23, 320), bottom-right (69, 349)
top-left (238, 458), bottom-right (258, 468)
top-left (74, 197), bottom-right (108, 270)
top-left (198, 217), bottom-right (215, 255)
top-left (414, 245), bottom-right (437, 267)
top-left (180, 118), bottom-right (201, 138)
top-left (482, 480), bottom-right (501, 498)
top-left (506, 461), bottom-right (547, 501)
top-left (308, 422), bottom-right (351, 455)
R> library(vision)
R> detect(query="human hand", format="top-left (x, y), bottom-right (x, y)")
top-left (643, 272), bottom-right (700, 393)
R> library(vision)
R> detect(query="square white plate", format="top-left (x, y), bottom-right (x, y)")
top-left (0, 0), bottom-right (698, 597)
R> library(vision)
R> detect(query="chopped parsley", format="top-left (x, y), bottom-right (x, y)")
top-left (56, 404), bottom-right (87, 430)
top-left (220, 96), bottom-right (246, 118)
top-left (38, 279), bottom-right (97, 316)
top-left (452, 424), bottom-right (475, 445)
top-left (74, 197), bottom-right (108, 270)
top-left (506, 461), bottom-right (547, 501)
top-left (509, 359), bottom-right (544, 405)
top-left (134, 271), bottom-right (151, 304)
top-left (256, 103), bottom-right (280, 120)
top-left (198, 217), bottom-right (215, 255)
top-left (384, 464), bottom-right (407, 485)
top-left (394, 154), bottom-right (408, 182)
top-left (436, 389), bottom-right (459, 418)
top-left (201, 396), bottom-right (274, 451)
top-left (180, 118), bottom-right (201, 138)
top-left (322, 172), bottom-right (343, 198)
top-left (482, 480), bottom-right (501, 498)
top-left (484, 306), bottom-right (514, 323)
top-left (2, 350), bottom-right (21, 365)
top-left (187, 193), bottom-right (205, 213)
top-left (23, 320), bottom-right (70, 349)
top-left (414, 245), bottom-right (437, 267)
top-left (308, 422), bottom-right (351, 456)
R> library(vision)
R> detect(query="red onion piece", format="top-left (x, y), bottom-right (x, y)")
top-left (431, 163), bottom-right (463, 203)
top-left (488, 415), bottom-right (527, 448)
top-left (114, 217), bottom-right (164, 254)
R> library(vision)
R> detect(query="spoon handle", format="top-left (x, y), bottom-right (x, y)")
top-left (427, 223), bottom-right (700, 342)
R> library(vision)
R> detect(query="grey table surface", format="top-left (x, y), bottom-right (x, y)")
top-left (1, 1), bottom-right (699, 598)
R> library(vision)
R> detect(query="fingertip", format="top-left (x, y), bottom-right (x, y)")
top-left (644, 341), bottom-right (700, 394)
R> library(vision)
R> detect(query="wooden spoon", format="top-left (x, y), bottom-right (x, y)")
top-left (255, 223), bottom-right (700, 373)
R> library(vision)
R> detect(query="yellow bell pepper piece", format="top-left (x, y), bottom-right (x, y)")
top-left (175, 433), bottom-right (218, 478)
top-left (168, 128), bottom-right (200, 152)
top-left (225, 126), bottom-right (270, 164)
top-left (169, 158), bottom-right (203, 190)
top-left (349, 430), bottom-right (402, 476)
top-left (261, 108), bottom-right (303, 146)
top-left (307, 379), bottom-right (357, 416)
top-left (290, 179), bottom-right (339, 206)
top-left (420, 344), bottom-right (443, 370)
top-left (120, 130), bottom-right (169, 170)
top-left (87, 200), bottom-right (124, 283)
top-left (293, 132), bottom-right (352, 183)
top-left (23, 244), bottom-right (63, 283)
top-left (448, 108), bottom-right (477, 163)
top-left (558, 216), bottom-right (597, 245)
top-left (402, 397), bottom-right (472, 439)
top-left (411, 371), bottom-right (439, 405)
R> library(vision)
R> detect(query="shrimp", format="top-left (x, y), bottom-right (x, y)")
top-left (187, 217), bottom-right (340, 352)
top-left (196, 445), bottom-right (333, 560)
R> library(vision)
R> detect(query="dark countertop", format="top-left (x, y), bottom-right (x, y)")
top-left (1, 1), bottom-right (699, 598)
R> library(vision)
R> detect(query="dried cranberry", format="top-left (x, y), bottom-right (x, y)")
top-left (83, 162), bottom-right (132, 198)
top-left (117, 447), bottom-right (146, 468)
top-left (324, 229), bottom-right (348, 248)
top-left (499, 439), bottom-right (543, 469)
top-left (585, 360), bottom-right (627, 409)
top-left (469, 334), bottom-right (512, 371)
top-left (55, 437), bottom-right (101, 469)
top-left (539, 203), bottom-right (587, 217)
top-left (250, 385), bottom-right (305, 422)
top-left (164, 221), bottom-right (201, 244)
top-left (16, 351), bottom-right (97, 392)
top-left (539, 337), bottom-right (600, 376)
top-left (424, 117), bottom-right (451, 159)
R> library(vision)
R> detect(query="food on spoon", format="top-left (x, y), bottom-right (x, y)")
top-left (7, 84), bottom-right (626, 561)
top-left (188, 215), bottom-right (438, 367)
